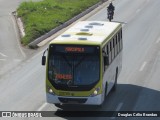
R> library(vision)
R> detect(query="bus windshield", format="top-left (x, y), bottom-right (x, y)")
top-left (48, 44), bottom-right (100, 91)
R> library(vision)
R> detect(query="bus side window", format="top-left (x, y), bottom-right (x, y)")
top-left (114, 36), bottom-right (117, 57)
top-left (106, 44), bottom-right (109, 55)
top-left (121, 29), bottom-right (122, 39)
top-left (107, 42), bottom-right (111, 64)
top-left (120, 29), bottom-right (123, 49)
top-left (117, 34), bottom-right (119, 53)
top-left (110, 41), bottom-right (112, 62)
top-left (113, 38), bottom-right (115, 48)
top-left (118, 31), bottom-right (121, 51)
top-left (113, 38), bottom-right (115, 57)
top-left (111, 39), bottom-right (114, 61)
top-left (118, 29), bottom-right (123, 51)
top-left (110, 41), bottom-right (112, 51)
top-left (103, 46), bottom-right (108, 72)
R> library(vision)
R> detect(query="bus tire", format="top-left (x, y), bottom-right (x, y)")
top-left (54, 103), bottom-right (61, 108)
top-left (112, 69), bottom-right (118, 91)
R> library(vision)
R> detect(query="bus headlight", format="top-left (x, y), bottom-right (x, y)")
top-left (49, 89), bottom-right (53, 93)
top-left (47, 87), bottom-right (55, 95)
top-left (94, 90), bottom-right (98, 95)
top-left (90, 87), bottom-right (100, 97)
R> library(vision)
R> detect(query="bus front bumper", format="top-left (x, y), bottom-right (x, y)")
top-left (46, 93), bottom-right (103, 105)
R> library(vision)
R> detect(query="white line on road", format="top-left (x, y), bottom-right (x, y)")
top-left (115, 102), bottom-right (123, 112)
top-left (37, 103), bottom-right (48, 111)
top-left (111, 102), bottom-right (123, 119)
top-left (0, 52), bottom-right (7, 57)
top-left (156, 37), bottom-right (160, 43)
top-left (14, 59), bottom-right (22, 62)
top-left (139, 62), bottom-right (147, 71)
top-left (0, 59), bottom-right (6, 61)
top-left (136, 9), bottom-right (141, 13)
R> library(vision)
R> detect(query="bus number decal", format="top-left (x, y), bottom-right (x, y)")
top-left (55, 74), bottom-right (72, 80)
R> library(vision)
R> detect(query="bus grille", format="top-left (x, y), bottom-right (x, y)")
top-left (58, 97), bottom-right (87, 104)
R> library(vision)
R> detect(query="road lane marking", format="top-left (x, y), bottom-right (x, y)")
top-left (0, 52), bottom-right (7, 57)
top-left (139, 62), bottom-right (147, 71)
top-left (37, 102), bottom-right (48, 111)
top-left (136, 9), bottom-right (141, 13)
top-left (14, 59), bottom-right (21, 62)
top-left (0, 59), bottom-right (6, 61)
top-left (156, 37), bottom-right (160, 43)
top-left (111, 102), bottom-right (123, 119)
top-left (10, 14), bottom-right (26, 58)
top-left (115, 102), bottom-right (123, 111)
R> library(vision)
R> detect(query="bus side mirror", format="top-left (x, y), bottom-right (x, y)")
top-left (41, 48), bottom-right (48, 66)
top-left (42, 56), bottom-right (46, 65)
top-left (104, 55), bottom-right (109, 66)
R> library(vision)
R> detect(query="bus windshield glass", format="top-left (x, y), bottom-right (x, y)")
top-left (48, 44), bottom-right (100, 90)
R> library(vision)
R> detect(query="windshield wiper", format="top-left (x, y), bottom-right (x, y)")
top-left (67, 80), bottom-right (72, 86)
top-left (62, 55), bottom-right (72, 68)
top-left (75, 56), bottom-right (86, 68)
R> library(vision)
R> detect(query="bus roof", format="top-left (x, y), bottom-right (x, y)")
top-left (50, 21), bottom-right (121, 45)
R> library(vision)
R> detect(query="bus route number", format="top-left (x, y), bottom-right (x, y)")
top-left (65, 47), bottom-right (85, 53)
top-left (55, 74), bottom-right (72, 80)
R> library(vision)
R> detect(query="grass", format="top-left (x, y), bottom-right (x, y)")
top-left (17, 0), bottom-right (100, 45)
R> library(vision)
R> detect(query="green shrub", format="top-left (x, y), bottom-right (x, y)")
top-left (17, 0), bottom-right (99, 45)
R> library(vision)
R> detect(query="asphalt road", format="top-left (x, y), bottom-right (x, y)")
top-left (0, 0), bottom-right (160, 120)
top-left (0, 0), bottom-right (24, 76)
top-left (0, 0), bottom-right (42, 76)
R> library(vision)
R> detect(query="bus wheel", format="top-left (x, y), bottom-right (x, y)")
top-left (112, 70), bottom-right (118, 91)
top-left (54, 103), bottom-right (61, 108)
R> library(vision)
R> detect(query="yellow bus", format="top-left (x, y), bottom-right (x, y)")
top-left (42, 21), bottom-right (123, 107)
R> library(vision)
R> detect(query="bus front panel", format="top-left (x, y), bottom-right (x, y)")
top-left (46, 44), bottom-right (103, 105)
